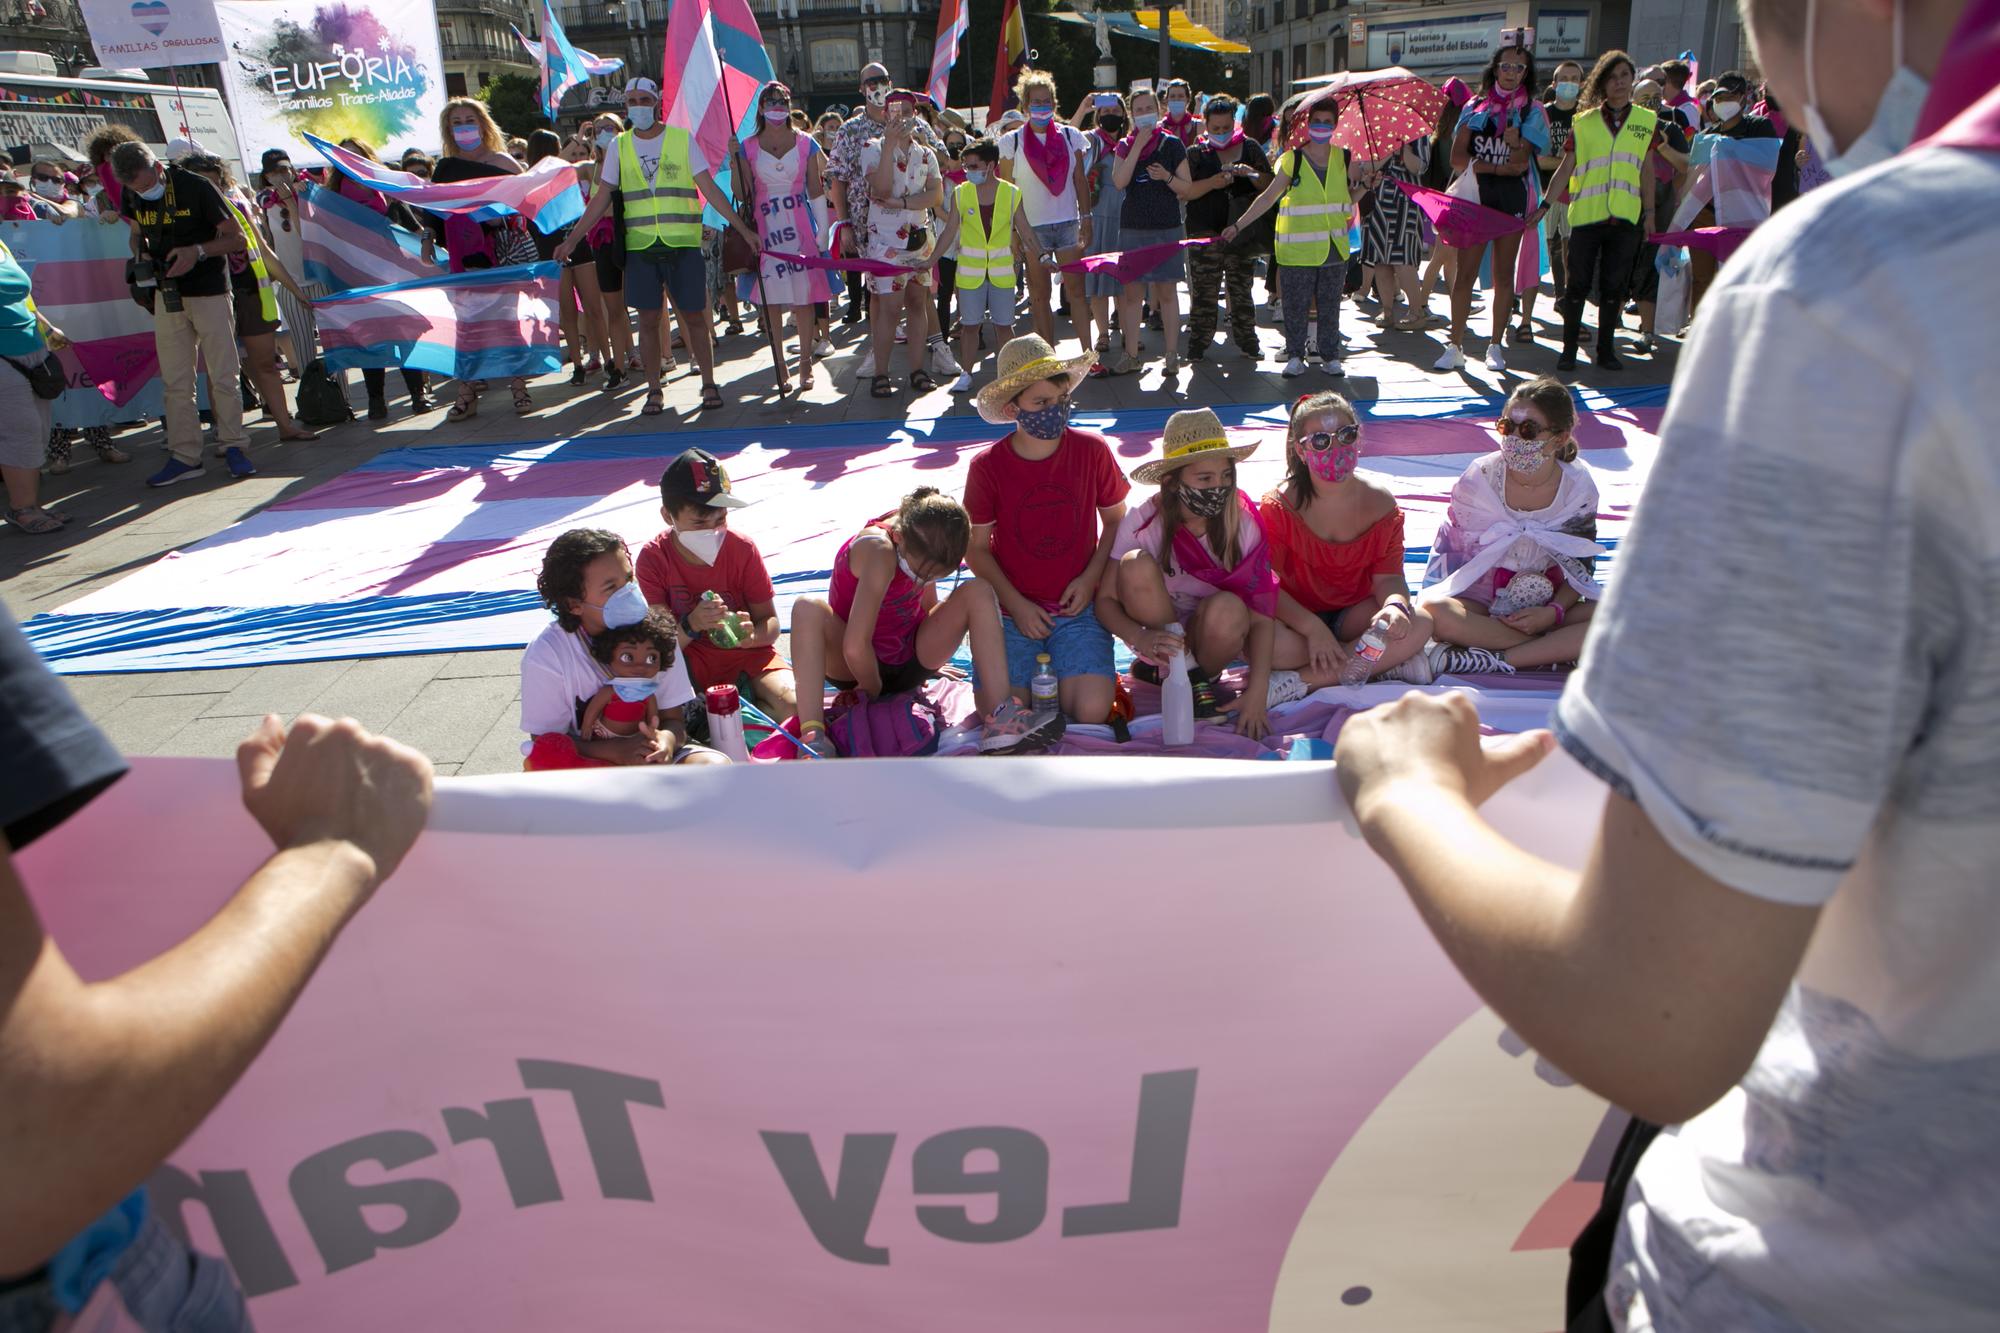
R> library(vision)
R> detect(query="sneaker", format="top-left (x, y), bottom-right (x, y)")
top-left (1238, 339), bottom-right (1261, 360)
top-left (1425, 641), bottom-right (1515, 676)
top-left (858, 348), bottom-right (877, 378)
top-left (1283, 357), bottom-right (1307, 377)
top-left (568, 362), bottom-right (587, 386)
top-left (1557, 349), bottom-right (1580, 371)
top-left (950, 371), bottom-right (972, 393)
top-left (1101, 347), bottom-right (1139, 375)
top-left (930, 342), bottom-right (962, 377)
top-left (812, 336), bottom-right (834, 358)
top-left (146, 457), bottom-right (205, 488)
top-left (1162, 353), bottom-right (1181, 377)
top-left (1433, 344), bottom-right (1466, 372)
top-left (223, 447), bottom-right (256, 479)
top-left (1304, 328), bottom-right (1318, 355)
top-left (1323, 356), bottom-right (1345, 377)
top-left (1265, 669), bottom-right (1310, 707)
top-left (1382, 649), bottom-right (1435, 685)
top-left (1187, 343), bottom-right (1208, 362)
top-left (604, 363), bottom-right (627, 392)
top-left (1484, 344), bottom-right (1507, 372)
top-left (978, 699), bottom-right (1066, 755)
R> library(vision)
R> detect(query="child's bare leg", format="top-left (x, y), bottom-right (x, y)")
top-left (916, 578), bottom-right (1009, 717)
top-left (1188, 592), bottom-right (1250, 678)
top-left (753, 668), bottom-right (799, 722)
top-left (1059, 673), bottom-right (1114, 725)
top-left (1115, 550), bottom-right (1177, 633)
top-left (1426, 596), bottom-right (1531, 651)
top-left (790, 599), bottom-right (850, 733)
top-left (1500, 602), bottom-right (1595, 670)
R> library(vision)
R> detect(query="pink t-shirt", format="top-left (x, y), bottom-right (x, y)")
top-left (1110, 494), bottom-right (1268, 620)
top-left (827, 525), bottom-right (925, 666)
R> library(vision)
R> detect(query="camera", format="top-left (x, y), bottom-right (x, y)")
top-left (159, 277), bottom-right (182, 313)
top-left (130, 257), bottom-right (158, 289)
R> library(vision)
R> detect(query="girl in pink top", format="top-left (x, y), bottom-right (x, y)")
top-left (791, 487), bottom-right (1034, 757)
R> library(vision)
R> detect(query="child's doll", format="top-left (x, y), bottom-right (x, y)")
top-left (579, 611), bottom-right (680, 743)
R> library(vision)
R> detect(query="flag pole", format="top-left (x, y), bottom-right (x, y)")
top-left (717, 75), bottom-right (794, 397)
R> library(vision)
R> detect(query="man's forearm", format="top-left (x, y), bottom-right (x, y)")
top-left (0, 841), bottom-right (375, 1274)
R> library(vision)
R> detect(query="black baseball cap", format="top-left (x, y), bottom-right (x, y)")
top-left (660, 448), bottom-right (751, 510)
top-left (261, 148), bottom-right (292, 172)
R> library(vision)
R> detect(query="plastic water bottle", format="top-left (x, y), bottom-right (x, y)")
top-left (1161, 623), bottom-right (1195, 748)
top-left (702, 590), bottom-right (743, 649)
top-left (703, 683), bottom-right (751, 762)
top-left (1030, 653), bottom-right (1059, 716)
top-left (1340, 613), bottom-right (1391, 687)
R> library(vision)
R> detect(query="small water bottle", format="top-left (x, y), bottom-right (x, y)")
top-left (1030, 653), bottom-right (1059, 716)
top-left (703, 683), bottom-right (751, 762)
top-left (702, 590), bottom-right (744, 649)
top-left (1340, 613), bottom-right (1391, 687)
top-left (1160, 623), bottom-right (1195, 748)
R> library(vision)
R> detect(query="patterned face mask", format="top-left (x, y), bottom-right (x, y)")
top-left (1178, 482), bottom-right (1232, 517)
top-left (1301, 428), bottom-right (1361, 483)
top-left (1014, 396), bottom-right (1071, 440)
top-left (1501, 436), bottom-right (1547, 473)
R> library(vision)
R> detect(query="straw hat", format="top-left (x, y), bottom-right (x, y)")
top-left (1129, 407), bottom-right (1258, 485)
top-left (974, 333), bottom-right (1098, 424)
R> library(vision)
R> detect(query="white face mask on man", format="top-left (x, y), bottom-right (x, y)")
top-left (1802, 0), bottom-right (1930, 177)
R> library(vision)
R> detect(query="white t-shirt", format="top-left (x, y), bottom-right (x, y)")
top-left (518, 618), bottom-right (698, 755)
top-left (1110, 494), bottom-right (1267, 621)
top-left (998, 124), bottom-right (1089, 227)
top-left (596, 131), bottom-right (709, 191)
top-left (1554, 144), bottom-right (2000, 1332)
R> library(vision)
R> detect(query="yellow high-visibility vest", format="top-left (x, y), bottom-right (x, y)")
top-left (618, 127), bottom-right (703, 249)
top-left (954, 179), bottom-right (1018, 289)
top-left (1273, 148), bottom-right (1352, 268)
top-left (224, 198), bottom-right (279, 324)
top-left (1567, 105), bottom-right (1657, 227)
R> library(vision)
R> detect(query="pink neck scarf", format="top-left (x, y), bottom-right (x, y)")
top-left (1204, 126), bottom-right (1245, 152)
top-left (1020, 121), bottom-right (1070, 197)
top-left (0, 194), bottom-right (33, 221)
top-left (1168, 493), bottom-right (1279, 617)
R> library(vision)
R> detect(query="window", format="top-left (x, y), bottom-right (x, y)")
top-left (1314, 0), bottom-right (1328, 12)
top-left (1271, 49), bottom-right (1283, 92)
top-left (1292, 44), bottom-right (1307, 81)
top-left (811, 37), bottom-right (860, 79)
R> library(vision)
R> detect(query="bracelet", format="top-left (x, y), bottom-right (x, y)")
top-left (1550, 602), bottom-right (1567, 627)
top-left (678, 611), bottom-right (697, 637)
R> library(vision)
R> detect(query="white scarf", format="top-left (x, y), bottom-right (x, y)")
top-left (1422, 454), bottom-right (1605, 602)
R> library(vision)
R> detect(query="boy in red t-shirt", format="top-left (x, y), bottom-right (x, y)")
top-left (963, 335), bottom-right (1129, 724)
top-left (635, 448), bottom-right (798, 720)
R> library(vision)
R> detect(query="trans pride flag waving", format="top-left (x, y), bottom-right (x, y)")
top-left (659, 0), bottom-right (774, 228)
top-left (513, 0), bottom-right (623, 119)
top-left (303, 133), bottom-right (584, 234)
top-left (315, 262), bottom-right (565, 383)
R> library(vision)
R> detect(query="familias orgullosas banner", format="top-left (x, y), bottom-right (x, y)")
top-left (21, 755), bottom-right (1617, 1330)
top-left (212, 0), bottom-right (447, 171)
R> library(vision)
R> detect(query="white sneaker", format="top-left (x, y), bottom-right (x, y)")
top-left (1323, 356), bottom-right (1345, 377)
top-left (812, 336), bottom-right (833, 358)
top-left (950, 371), bottom-right (972, 393)
top-left (1433, 344), bottom-right (1466, 372)
top-left (1265, 669), bottom-right (1310, 707)
top-left (858, 348), bottom-right (877, 378)
top-left (1382, 647), bottom-right (1435, 685)
top-left (1484, 344), bottom-right (1507, 372)
top-left (930, 341), bottom-right (962, 377)
top-left (1305, 328), bottom-right (1318, 355)
top-left (1283, 357), bottom-right (1307, 377)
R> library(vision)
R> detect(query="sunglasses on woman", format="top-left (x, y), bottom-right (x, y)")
top-left (1497, 416), bottom-right (1553, 441)
top-left (1303, 424), bottom-right (1361, 450)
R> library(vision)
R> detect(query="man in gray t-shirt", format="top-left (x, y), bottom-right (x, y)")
top-left (1334, 1), bottom-right (2000, 1329)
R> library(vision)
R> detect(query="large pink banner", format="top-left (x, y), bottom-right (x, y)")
top-left (19, 755), bottom-right (1614, 1329)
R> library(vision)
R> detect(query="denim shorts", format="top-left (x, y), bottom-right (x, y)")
top-left (624, 244), bottom-right (706, 313)
top-left (1031, 220), bottom-right (1080, 254)
top-left (991, 604), bottom-right (1116, 689)
top-left (956, 280), bottom-right (1017, 326)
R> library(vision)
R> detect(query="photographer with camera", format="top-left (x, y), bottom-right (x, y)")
top-left (109, 142), bottom-right (252, 488)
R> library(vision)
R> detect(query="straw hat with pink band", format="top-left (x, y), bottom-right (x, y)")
top-left (1129, 407), bottom-right (1259, 485)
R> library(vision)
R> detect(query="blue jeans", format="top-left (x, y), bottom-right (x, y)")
top-left (0, 1213), bottom-right (251, 1332)
top-left (986, 605), bottom-right (1117, 691)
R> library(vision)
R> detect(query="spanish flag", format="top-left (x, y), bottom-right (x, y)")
top-left (988, 0), bottom-right (1028, 121)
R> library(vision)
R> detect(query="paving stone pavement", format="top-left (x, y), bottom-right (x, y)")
top-left (1, 291), bottom-right (1675, 774)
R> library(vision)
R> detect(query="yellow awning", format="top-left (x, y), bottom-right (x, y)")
top-left (1130, 9), bottom-right (1252, 54)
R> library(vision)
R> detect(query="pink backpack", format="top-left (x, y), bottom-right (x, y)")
top-left (751, 688), bottom-right (945, 760)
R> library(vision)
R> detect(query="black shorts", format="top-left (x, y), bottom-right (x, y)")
top-left (562, 233), bottom-right (596, 269)
top-left (830, 656), bottom-right (936, 698)
top-left (595, 248), bottom-right (624, 293)
top-left (1477, 172), bottom-right (1529, 219)
top-left (232, 280), bottom-right (278, 336)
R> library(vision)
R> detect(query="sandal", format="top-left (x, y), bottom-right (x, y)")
top-left (446, 386), bottom-right (478, 422)
top-left (870, 374), bottom-right (896, 398)
top-left (7, 506), bottom-right (62, 535)
top-left (641, 390), bottom-right (665, 415)
top-left (699, 383), bottom-right (724, 411)
top-left (909, 369), bottom-right (937, 393)
top-left (512, 385), bottom-right (534, 416)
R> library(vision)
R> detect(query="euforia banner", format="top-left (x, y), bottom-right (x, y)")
top-left (212, 0), bottom-right (448, 172)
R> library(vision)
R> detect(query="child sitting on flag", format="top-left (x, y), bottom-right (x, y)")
top-left (1097, 407), bottom-right (1309, 741)
top-left (635, 448), bottom-right (798, 722)
top-left (578, 612), bottom-right (680, 743)
top-left (790, 487), bottom-right (1047, 757)
top-left (935, 140), bottom-right (1027, 393)
top-left (1418, 376), bottom-right (1605, 673)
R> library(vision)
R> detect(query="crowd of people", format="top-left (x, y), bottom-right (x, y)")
top-left (1, 38), bottom-right (1825, 537)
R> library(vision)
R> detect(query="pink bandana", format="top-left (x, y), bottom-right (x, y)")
top-left (1167, 493), bottom-right (1279, 617)
top-left (1203, 126), bottom-right (1245, 152)
top-left (1020, 121), bottom-right (1071, 198)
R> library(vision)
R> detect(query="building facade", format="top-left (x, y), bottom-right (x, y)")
top-left (1, 0), bottom-right (95, 75)
top-left (439, 0), bottom-right (538, 99)
top-left (1249, 0), bottom-right (1635, 101)
top-left (1623, 0), bottom-right (1753, 81)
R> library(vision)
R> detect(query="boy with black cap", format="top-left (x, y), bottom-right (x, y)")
top-left (635, 447), bottom-right (797, 720)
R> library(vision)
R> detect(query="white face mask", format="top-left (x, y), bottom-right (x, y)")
top-left (627, 104), bottom-right (656, 130)
top-left (677, 527), bottom-right (726, 562)
top-left (1712, 100), bottom-right (1743, 123)
top-left (595, 130), bottom-right (616, 150)
top-left (865, 84), bottom-right (889, 108)
top-left (31, 179), bottom-right (62, 199)
top-left (1803, 0), bottom-right (1930, 178)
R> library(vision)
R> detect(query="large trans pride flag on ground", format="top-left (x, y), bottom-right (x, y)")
top-left (19, 387), bottom-right (1666, 693)
top-left (313, 262), bottom-right (565, 382)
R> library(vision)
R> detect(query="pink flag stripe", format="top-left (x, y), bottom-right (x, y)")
top-left (20, 257), bottom-right (130, 307)
top-left (1056, 237), bottom-right (1215, 283)
top-left (1648, 226), bottom-right (1753, 262)
top-left (304, 134), bottom-right (583, 233)
top-left (68, 332), bottom-right (161, 407)
top-left (317, 313), bottom-right (557, 352)
top-left (764, 249), bottom-right (921, 277)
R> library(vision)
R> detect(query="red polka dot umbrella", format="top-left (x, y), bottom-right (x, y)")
top-left (1286, 67), bottom-right (1448, 161)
